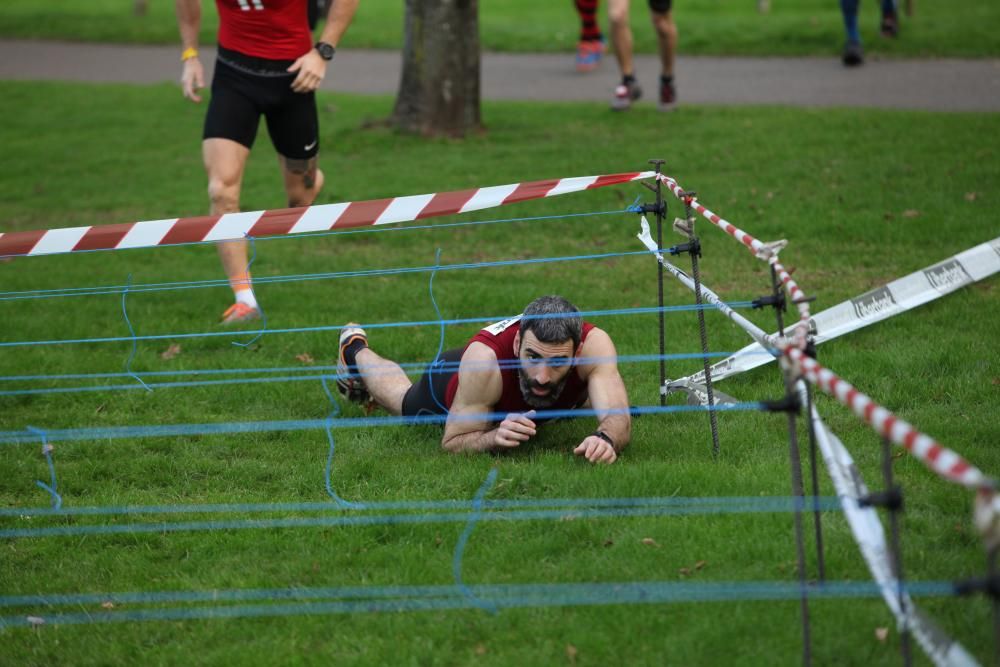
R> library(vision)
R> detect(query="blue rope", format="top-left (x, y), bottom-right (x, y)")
top-left (0, 578), bottom-right (949, 610)
top-left (320, 376), bottom-right (364, 510)
top-left (0, 497), bottom-right (834, 540)
top-left (0, 403), bottom-right (763, 446)
top-left (0, 580), bottom-right (957, 628)
top-left (452, 468), bottom-right (499, 614)
top-left (231, 235), bottom-right (268, 349)
top-left (0, 495), bottom-right (843, 519)
top-left (26, 426), bottom-right (62, 510)
top-left (0, 237), bottom-right (649, 301)
top-left (120, 274), bottom-right (152, 393)
top-left (427, 248), bottom-right (450, 414)
top-left (0, 303), bottom-right (755, 349)
top-left (0, 352), bottom-right (753, 384)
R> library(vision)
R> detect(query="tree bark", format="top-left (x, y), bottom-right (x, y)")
top-left (392, 0), bottom-right (482, 138)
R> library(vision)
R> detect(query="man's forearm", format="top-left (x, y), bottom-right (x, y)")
top-left (441, 429), bottom-right (498, 455)
top-left (320, 0), bottom-right (360, 46)
top-left (176, 0), bottom-right (201, 50)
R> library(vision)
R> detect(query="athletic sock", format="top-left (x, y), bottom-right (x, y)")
top-left (234, 288), bottom-right (258, 310)
top-left (623, 74), bottom-right (636, 86)
top-left (660, 74), bottom-right (674, 85)
top-left (342, 338), bottom-right (368, 374)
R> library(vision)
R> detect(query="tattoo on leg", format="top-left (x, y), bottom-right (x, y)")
top-left (284, 157), bottom-right (317, 190)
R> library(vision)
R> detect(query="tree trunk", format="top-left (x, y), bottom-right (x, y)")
top-left (392, 0), bottom-right (482, 138)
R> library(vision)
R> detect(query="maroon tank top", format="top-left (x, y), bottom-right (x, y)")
top-left (443, 317), bottom-right (595, 415)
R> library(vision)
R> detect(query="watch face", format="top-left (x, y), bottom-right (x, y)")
top-left (315, 42), bottom-right (335, 60)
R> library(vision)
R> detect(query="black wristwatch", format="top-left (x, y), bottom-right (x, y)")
top-left (314, 41), bottom-right (336, 61)
top-left (592, 430), bottom-right (615, 450)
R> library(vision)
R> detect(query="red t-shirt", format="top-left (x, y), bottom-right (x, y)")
top-left (216, 0), bottom-right (312, 61)
top-left (444, 317), bottom-right (595, 414)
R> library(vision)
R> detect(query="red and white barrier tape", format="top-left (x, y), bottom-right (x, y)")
top-left (656, 173), bottom-right (811, 349)
top-left (0, 171), bottom-right (655, 258)
top-left (786, 346), bottom-right (994, 492)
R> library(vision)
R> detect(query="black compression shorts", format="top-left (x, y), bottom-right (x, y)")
top-left (204, 47), bottom-right (319, 160)
top-left (649, 0), bottom-right (672, 12)
top-left (401, 348), bottom-right (464, 418)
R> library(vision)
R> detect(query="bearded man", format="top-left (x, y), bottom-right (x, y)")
top-left (337, 295), bottom-right (630, 464)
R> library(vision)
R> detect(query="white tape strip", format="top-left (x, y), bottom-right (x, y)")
top-left (680, 237), bottom-right (1000, 387)
top-left (801, 381), bottom-right (979, 667)
top-left (30, 227), bottom-right (91, 255)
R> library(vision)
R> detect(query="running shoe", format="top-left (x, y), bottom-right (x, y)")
top-left (611, 80), bottom-right (642, 111)
top-left (575, 39), bottom-right (606, 73)
top-left (220, 302), bottom-right (260, 324)
top-left (337, 323), bottom-right (370, 403)
top-left (658, 78), bottom-right (677, 112)
top-left (842, 41), bottom-right (864, 67)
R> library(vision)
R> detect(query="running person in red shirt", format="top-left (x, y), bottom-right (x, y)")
top-left (337, 295), bottom-right (631, 464)
top-left (175, 0), bottom-right (359, 323)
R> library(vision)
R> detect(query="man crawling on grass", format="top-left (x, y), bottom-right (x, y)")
top-left (336, 295), bottom-right (630, 464)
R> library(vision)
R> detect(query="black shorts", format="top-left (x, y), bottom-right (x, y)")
top-left (401, 348), bottom-right (464, 418)
top-left (649, 0), bottom-right (672, 12)
top-left (204, 47), bottom-right (319, 160)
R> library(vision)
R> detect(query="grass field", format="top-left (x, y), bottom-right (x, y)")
top-left (1, 0), bottom-right (999, 58)
top-left (0, 80), bottom-right (998, 664)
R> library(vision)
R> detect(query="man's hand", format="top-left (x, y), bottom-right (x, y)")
top-left (180, 58), bottom-right (205, 102)
top-left (573, 434), bottom-right (617, 464)
top-left (494, 410), bottom-right (537, 448)
top-left (288, 50), bottom-right (327, 93)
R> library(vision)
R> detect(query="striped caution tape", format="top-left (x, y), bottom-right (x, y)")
top-left (0, 172), bottom-right (655, 258)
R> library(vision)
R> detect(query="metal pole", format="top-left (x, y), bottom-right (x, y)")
top-left (682, 194), bottom-right (720, 458)
top-left (881, 436), bottom-right (912, 667)
top-left (805, 384), bottom-right (827, 582)
top-left (650, 159), bottom-right (667, 407)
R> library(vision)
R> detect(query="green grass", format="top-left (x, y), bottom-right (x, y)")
top-left (1, 0), bottom-right (999, 58)
top-left (0, 80), bottom-right (998, 665)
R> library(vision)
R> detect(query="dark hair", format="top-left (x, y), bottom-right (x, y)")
top-left (520, 295), bottom-right (583, 349)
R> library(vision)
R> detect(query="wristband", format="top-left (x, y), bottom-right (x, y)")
top-left (181, 47), bottom-right (199, 61)
top-left (592, 430), bottom-right (615, 450)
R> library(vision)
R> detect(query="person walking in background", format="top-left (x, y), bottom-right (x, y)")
top-left (574, 0), bottom-right (606, 72)
top-left (175, 0), bottom-right (358, 323)
top-left (608, 0), bottom-right (677, 112)
top-left (841, 0), bottom-right (899, 66)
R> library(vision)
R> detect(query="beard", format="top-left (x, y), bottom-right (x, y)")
top-left (517, 370), bottom-right (569, 409)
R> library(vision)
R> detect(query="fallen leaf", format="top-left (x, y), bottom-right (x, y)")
top-left (295, 353), bottom-right (315, 365)
top-left (312, 561), bottom-right (319, 573)
top-left (875, 627), bottom-right (889, 642)
top-left (475, 643), bottom-right (487, 656)
top-left (603, 539), bottom-right (614, 547)
top-left (766, 191), bottom-right (774, 199)
top-left (641, 537), bottom-right (660, 547)
top-left (101, 601), bottom-right (115, 610)
top-left (902, 209), bottom-right (920, 218)
top-left (160, 344), bottom-right (182, 360)
top-left (566, 644), bottom-right (578, 663)
top-left (992, 377), bottom-right (1000, 386)
top-left (883, 212), bottom-right (894, 221)
top-left (965, 192), bottom-right (978, 202)
top-left (694, 560), bottom-right (707, 570)
top-left (678, 567), bottom-right (690, 576)
top-left (95, 404), bottom-right (106, 414)
top-left (434, 534), bottom-right (443, 546)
